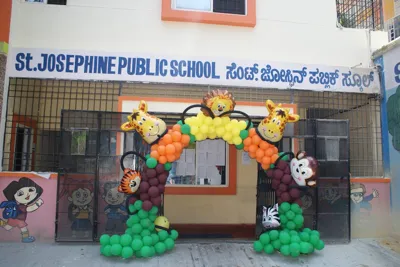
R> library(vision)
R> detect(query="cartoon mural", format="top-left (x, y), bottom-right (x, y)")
top-left (350, 183), bottom-right (379, 212)
top-left (102, 181), bottom-right (128, 233)
top-left (68, 187), bottom-right (93, 238)
top-left (0, 177), bottom-right (44, 243)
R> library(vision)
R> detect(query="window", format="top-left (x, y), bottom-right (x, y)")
top-left (174, 0), bottom-right (246, 15)
top-left (24, 0), bottom-right (67, 5)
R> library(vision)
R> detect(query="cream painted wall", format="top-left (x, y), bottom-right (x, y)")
top-left (164, 151), bottom-right (258, 224)
top-left (9, 0), bottom-right (388, 68)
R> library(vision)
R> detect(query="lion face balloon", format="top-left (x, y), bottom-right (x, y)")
top-left (201, 89), bottom-right (236, 117)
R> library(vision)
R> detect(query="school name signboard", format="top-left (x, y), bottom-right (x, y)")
top-left (8, 48), bottom-right (380, 94)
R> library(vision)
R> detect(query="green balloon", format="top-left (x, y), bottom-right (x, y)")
top-left (131, 239), bottom-right (143, 251)
top-left (146, 157), bottom-right (158, 169)
top-left (268, 230), bottom-right (279, 241)
top-left (309, 235), bottom-right (319, 246)
top-left (254, 241), bottom-right (263, 252)
top-left (149, 206), bottom-right (159, 215)
top-left (158, 230), bottom-right (169, 241)
top-left (310, 230), bottom-right (320, 238)
top-left (132, 223), bottom-right (143, 234)
top-left (134, 200), bottom-right (143, 211)
top-left (138, 209), bottom-right (149, 219)
top-left (141, 218), bottom-right (151, 228)
top-left (270, 164), bottom-right (275, 169)
top-left (165, 238), bottom-right (175, 250)
top-left (280, 245), bottom-right (290, 256)
top-left (121, 246), bottom-right (134, 259)
top-left (120, 234), bottom-right (133, 247)
top-left (110, 235), bottom-right (121, 245)
top-left (151, 233), bottom-right (160, 245)
top-left (279, 214), bottom-right (288, 225)
top-left (125, 228), bottom-right (133, 235)
top-left (279, 202), bottom-right (291, 213)
top-left (259, 233), bottom-right (270, 245)
top-left (140, 246), bottom-right (152, 258)
top-left (272, 239), bottom-right (281, 250)
top-left (128, 205), bottom-right (136, 214)
top-left (289, 242), bottom-right (300, 254)
top-left (239, 130), bottom-right (249, 139)
top-left (170, 229), bottom-right (179, 240)
top-left (283, 229), bottom-right (290, 233)
top-left (99, 234), bottom-right (110, 246)
top-left (291, 203), bottom-right (302, 213)
top-left (308, 243), bottom-right (315, 253)
top-left (145, 154), bottom-right (150, 160)
top-left (181, 124), bottom-right (191, 134)
top-left (131, 214), bottom-right (140, 224)
top-left (303, 228), bottom-right (312, 233)
top-left (149, 214), bottom-right (157, 222)
top-left (189, 134), bottom-right (196, 144)
top-left (279, 232), bottom-right (291, 245)
top-left (286, 221), bottom-right (296, 230)
top-left (143, 236), bottom-right (153, 246)
top-left (291, 236), bottom-right (301, 244)
top-left (299, 232), bottom-right (310, 242)
top-left (102, 245), bottom-right (112, 257)
top-left (135, 250), bottom-right (142, 258)
top-left (289, 230), bottom-right (298, 236)
top-left (294, 214), bottom-right (304, 227)
top-left (141, 229), bottom-right (151, 237)
top-left (177, 120), bottom-right (183, 126)
top-left (315, 240), bottom-right (325, 250)
top-left (285, 210), bottom-right (295, 220)
top-left (263, 244), bottom-right (275, 254)
top-left (148, 223), bottom-right (155, 232)
top-left (290, 250), bottom-right (300, 257)
top-left (235, 143), bottom-right (244, 150)
top-left (133, 235), bottom-right (142, 240)
top-left (155, 242), bottom-right (167, 255)
top-left (111, 244), bottom-right (122, 256)
top-left (149, 246), bottom-right (156, 257)
top-left (248, 122), bottom-right (254, 128)
top-left (300, 242), bottom-right (309, 254)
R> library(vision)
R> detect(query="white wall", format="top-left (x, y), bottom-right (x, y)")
top-left (9, 0), bottom-right (388, 68)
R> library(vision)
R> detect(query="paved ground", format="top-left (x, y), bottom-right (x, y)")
top-left (0, 239), bottom-right (400, 267)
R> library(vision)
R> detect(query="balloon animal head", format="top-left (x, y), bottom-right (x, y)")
top-left (121, 100), bottom-right (167, 145)
top-left (117, 169), bottom-right (141, 195)
top-left (201, 89), bottom-right (236, 117)
top-left (257, 100), bottom-right (300, 143)
top-left (154, 216), bottom-right (171, 232)
top-left (262, 203), bottom-right (281, 229)
top-left (290, 151), bottom-right (319, 187)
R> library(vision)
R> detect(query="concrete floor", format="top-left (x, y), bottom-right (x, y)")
top-left (0, 239), bottom-right (400, 267)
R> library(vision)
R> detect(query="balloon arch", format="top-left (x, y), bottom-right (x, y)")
top-left (99, 89), bottom-right (325, 260)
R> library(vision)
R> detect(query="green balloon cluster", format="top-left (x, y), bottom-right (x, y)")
top-left (253, 202), bottom-right (325, 258)
top-left (99, 200), bottom-right (179, 260)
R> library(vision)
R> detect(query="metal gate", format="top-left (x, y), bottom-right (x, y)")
top-left (55, 110), bottom-right (152, 241)
top-left (256, 119), bottom-right (351, 244)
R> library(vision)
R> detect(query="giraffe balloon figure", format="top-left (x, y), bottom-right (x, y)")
top-left (256, 100), bottom-right (300, 143)
top-left (121, 100), bottom-right (168, 145)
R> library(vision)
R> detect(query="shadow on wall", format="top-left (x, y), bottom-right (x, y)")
top-left (350, 180), bottom-right (390, 238)
top-left (0, 176), bottom-right (57, 242)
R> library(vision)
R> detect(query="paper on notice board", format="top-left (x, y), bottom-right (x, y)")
top-left (177, 149), bottom-right (186, 163)
top-left (207, 152), bottom-right (216, 165)
top-left (242, 152), bottom-right (251, 165)
top-left (197, 166), bottom-right (206, 178)
top-left (176, 162), bottom-right (186, 176)
top-left (186, 163), bottom-right (195, 175)
top-left (185, 149), bottom-right (195, 163)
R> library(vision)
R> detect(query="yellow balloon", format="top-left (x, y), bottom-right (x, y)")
top-left (197, 112), bottom-right (205, 118)
top-left (223, 133), bottom-right (233, 141)
top-left (216, 127), bottom-right (225, 137)
top-left (190, 125), bottom-right (199, 135)
top-left (232, 127), bottom-right (240, 136)
top-left (195, 133), bottom-right (205, 141)
top-left (204, 117), bottom-right (213, 125)
top-left (233, 136), bottom-right (242, 145)
top-left (208, 127), bottom-right (215, 134)
top-left (213, 117), bottom-right (222, 126)
top-left (190, 118), bottom-right (200, 127)
top-left (225, 122), bottom-right (233, 131)
top-left (184, 118), bottom-right (192, 124)
top-left (209, 132), bottom-right (217, 139)
top-left (231, 119), bottom-right (239, 124)
top-left (222, 117), bottom-right (230, 125)
top-left (238, 121), bottom-right (247, 130)
top-left (227, 139), bottom-right (234, 145)
top-left (200, 124), bottom-right (208, 134)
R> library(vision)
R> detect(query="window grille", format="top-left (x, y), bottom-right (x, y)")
top-left (336, 0), bottom-right (383, 30)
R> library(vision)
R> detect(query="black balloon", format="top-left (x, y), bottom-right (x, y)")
top-left (146, 168), bottom-right (157, 179)
top-left (149, 178), bottom-right (159, 186)
top-left (140, 181), bottom-right (150, 193)
top-left (155, 163), bottom-right (165, 174)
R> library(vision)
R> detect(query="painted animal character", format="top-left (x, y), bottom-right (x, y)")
top-left (68, 187), bottom-right (93, 238)
top-left (118, 169), bottom-right (141, 195)
top-left (262, 204), bottom-right (280, 229)
top-left (290, 151), bottom-right (319, 187)
top-left (120, 100), bottom-right (167, 145)
top-left (201, 89), bottom-right (236, 117)
top-left (257, 100), bottom-right (300, 143)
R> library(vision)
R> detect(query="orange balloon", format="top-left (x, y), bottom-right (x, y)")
top-left (173, 142), bottom-right (183, 152)
top-left (172, 124), bottom-right (181, 132)
top-left (157, 145), bottom-right (166, 156)
top-left (256, 148), bottom-right (264, 158)
top-left (167, 154), bottom-right (176, 162)
top-left (261, 163), bottom-right (270, 170)
top-left (243, 146), bottom-right (249, 152)
top-left (265, 148), bottom-right (274, 157)
top-left (166, 144), bottom-right (176, 155)
top-left (181, 135), bottom-right (190, 146)
top-left (249, 144), bottom-right (258, 153)
top-left (163, 134), bottom-right (173, 144)
top-left (256, 156), bottom-right (264, 164)
top-left (158, 140), bottom-right (166, 146)
top-left (272, 146), bottom-right (278, 154)
top-left (150, 150), bottom-right (159, 160)
top-left (252, 135), bottom-right (261, 145)
top-left (249, 151), bottom-right (257, 158)
top-left (159, 155), bottom-right (167, 164)
top-left (271, 154), bottom-right (279, 163)
top-left (243, 137), bottom-right (252, 146)
top-left (175, 151), bottom-right (181, 159)
top-left (262, 156), bottom-right (271, 165)
top-left (151, 144), bottom-right (159, 151)
top-left (172, 131), bottom-right (182, 142)
top-left (249, 128), bottom-right (256, 137)
top-left (168, 129), bottom-right (173, 134)
top-left (259, 141), bottom-right (269, 150)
